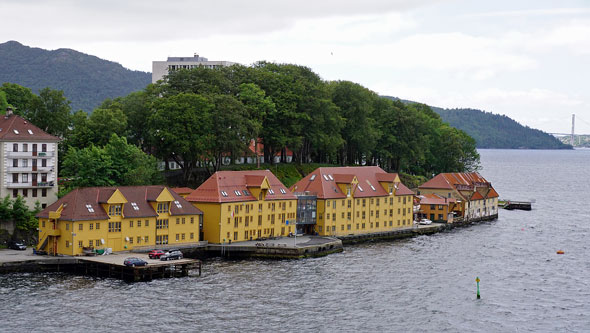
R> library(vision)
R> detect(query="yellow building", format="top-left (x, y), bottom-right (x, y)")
top-left (418, 172), bottom-right (499, 220)
top-left (291, 166), bottom-right (414, 237)
top-left (185, 170), bottom-right (297, 244)
top-left (36, 186), bottom-right (203, 256)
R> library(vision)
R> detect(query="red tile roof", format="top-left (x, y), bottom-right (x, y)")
top-left (471, 191), bottom-right (484, 200)
top-left (419, 173), bottom-right (498, 201)
top-left (291, 166), bottom-right (412, 199)
top-left (36, 186), bottom-right (202, 221)
top-left (0, 114), bottom-right (60, 141)
top-left (248, 138), bottom-right (293, 157)
top-left (486, 188), bottom-right (499, 198)
top-left (186, 170), bottom-right (296, 203)
top-left (333, 174), bottom-right (355, 183)
top-left (171, 187), bottom-right (194, 195)
top-left (418, 193), bottom-right (456, 205)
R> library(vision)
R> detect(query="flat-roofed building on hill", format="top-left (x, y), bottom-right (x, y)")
top-left (152, 54), bottom-right (236, 83)
top-left (185, 170), bottom-right (297, 244)
top-left (36, 186), bottom-right (203, 256)
top-left (291, 166), bottom-right (415, 237)
top-left (418, 172), bottom-right (499, 221)
top-left (0, 108), bottom-right (59, 209)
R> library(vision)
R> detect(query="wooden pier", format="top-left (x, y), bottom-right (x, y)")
top-left (0, 253), bottom-right (202, 282)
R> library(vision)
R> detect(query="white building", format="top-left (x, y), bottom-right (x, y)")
top-left (152, 54), bottom-right (236, 83)
top-left (0, 109), bottom-right (59, 209)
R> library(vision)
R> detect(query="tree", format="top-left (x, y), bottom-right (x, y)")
top-left (0, 83), bottom-right (36, 115)
top-left (104, 134), bottom-right (163, 185)
top-left (149, 93), bottom-right (213, 183)
top-left (86, 100), bottom-right (128, 146)
top-left (25, 87), bottom-right (71, 137)
top-left (61, 145), bottom-right (116, 188)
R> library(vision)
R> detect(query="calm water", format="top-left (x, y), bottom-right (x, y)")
top-left (2, 149), bottom-right (590, 332)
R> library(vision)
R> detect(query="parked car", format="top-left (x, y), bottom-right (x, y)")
top-left (160, 250), bottom-right (183, 261)
top-left (419, 218), bottom-right (433, 225)
top-left (148, 249), bottom-right (166, 259)
top-left (124, 257), bottom-right (148, 267)
top-left (8, 241), bottom-right (26, 250)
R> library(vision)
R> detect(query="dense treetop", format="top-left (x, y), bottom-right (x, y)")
top-left (0, 41), bottom-right (150, 112)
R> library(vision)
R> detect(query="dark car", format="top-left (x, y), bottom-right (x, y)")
top-left (8, 241), bottom-right (26, 250)
top-left (124, 257), bottom-right (148, 267)
top-left (148, 249), bottom-right (166, 259)
top-left (160, 250), bottom-right (183, 261)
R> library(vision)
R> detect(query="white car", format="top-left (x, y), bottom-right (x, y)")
top-left (419, 218), bottom-right (432, 225)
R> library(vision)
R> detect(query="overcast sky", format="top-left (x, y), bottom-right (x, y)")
top-left (2, 0), bottom-right (590, 133)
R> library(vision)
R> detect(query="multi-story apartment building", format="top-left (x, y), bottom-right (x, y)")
top-left (291, 166), bottom-right (415, 237)
top-left (152, 54), bottom-right (236, 83)
top-left (0, 110), bottom-right (59, 208)
top-left (185, 170), bottom-right (297, 244)
top-left (36, 186), bottom-right (203, 256)
top-left (418, 172), bottom-right (499, 220)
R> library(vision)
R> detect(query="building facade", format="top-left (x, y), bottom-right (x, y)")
top-left (418, 172), bottom-right (499, 221)
top-left (185, 170), bottom-right (297, 244)
top-left (417, 193), bottom-right (458, 222)
top-left (291, 166), bottom-right (415, 237)
top-left (0, 110), bottom-right (59, 209)
top-left (36, 186), bottom-right (203, 256)
top-left (152, 54), bottom-right (236, 83)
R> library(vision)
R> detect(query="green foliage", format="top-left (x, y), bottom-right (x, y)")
top-left (61, 134), bottom-right (162, 189)
top-left (0, 41), bottom-right (150, 112)
top-left (0, 82), bottom-right (36, 115)
top-left (0, 90), bottom-right (7, 113)
top-left (428, 105), bottom-right (570, 149)
top-left (25, 87), bottom-right (72, 137)
top-left (0, 196), bottom-right (41, 232)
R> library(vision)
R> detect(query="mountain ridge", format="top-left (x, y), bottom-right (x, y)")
top-left (0, 40), bottom-right (150, 112)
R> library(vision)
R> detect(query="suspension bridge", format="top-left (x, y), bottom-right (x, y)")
top-left (549, 114), bottom-right (590, 146)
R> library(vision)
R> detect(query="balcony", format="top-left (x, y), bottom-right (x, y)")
top-left (5, 151), bottom-right (54, 158)
top-left (6, 181), bottom-right (55, 188)
top-left (6, 165), bottom-right (55, 172)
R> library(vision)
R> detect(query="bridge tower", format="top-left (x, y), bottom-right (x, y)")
top-left (571, 114), bottom-right (575, 145)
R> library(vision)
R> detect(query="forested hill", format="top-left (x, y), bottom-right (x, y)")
top-left (0, 41), bottom-right (150, 112)
top-left (432, 107), bottom-right (570, 149)
top-left (384, 96), bottom-right (570, 149)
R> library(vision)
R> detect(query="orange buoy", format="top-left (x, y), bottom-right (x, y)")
top-left (556, 250), bottom-right (565, 254)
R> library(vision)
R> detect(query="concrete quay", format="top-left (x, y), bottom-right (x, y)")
top-left (207, 235), bottom-right (343, 259)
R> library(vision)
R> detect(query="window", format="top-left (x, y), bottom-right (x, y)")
top-left (234, 232), bottom-right (238, 241)
top-left (156, 219), bottom-right (169, 229)
top-left (12, 189), bottom-right (17, 198)
top-left (12, 174), bottom-right (18, 183)
top-left (145, 236), bottom-right (149, 243)
top-left (129, 220), bottom-right (133, 228)
top-left (79, 223), bottom-right (83, 231)
top-left (137, 236), bottom-right (141, 244)
top-left (23, 144), bottom-right (28, 152)
top-left (176, 234), bottom-right (180, 241)
top-left (157, 203), bottom-right (169, 213)
top-left (42, 189), bottom-right (47, 197)
top-left (129, 237), bottom-right (133, 244)
top-left (89, 240), bottom-right (93, 247)
top-left (12, 159), bottom-right (17, 167)
top-left (41, 159), bottom-right (46, 167)
top-left (182, 217), bottom-right (185, 224)
top-left (89, 223), bottom-right (93, 230)
top-left (176, 218), bottom-right (180, 225)
top-left (41, 173), bottom-right (47, 181)
top-left (22, 174), bottom-right (28, 183)
top-left (86, 204), bottom-right (94, 213)
top-left (190, 232), bottom-right (194, 239)
top-left (108, 204), bottom-right (122, 216)
top-left (137, 220), bottom-right (141, 227)
top-left (130, 202), bottom-right (139, 211)
top-left (190, 217), bottom-right (194, 224)
top-left (182, 233), bottom-right (185, 240)
top-left (108, 222), bottom-right (121, 232)
top-left (13, 143), bottom-right (17, 152)
top-left (145, 220), bottom-right (149, 227)
top-left (174, 200), bottom-right (182, 208)
top-left (42, 144), bottom-right (47, 152)
top-left (96, 223), bottom-right (100, 230)
top-left (32, 189), bottom-right (37, 197)
top-left (65, 240), bottom-right (69, 248)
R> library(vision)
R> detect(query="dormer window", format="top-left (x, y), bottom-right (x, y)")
top-left (157, 202), bottom-right (168, 213)
top-left (108, 204), bottom-right (122, 216)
